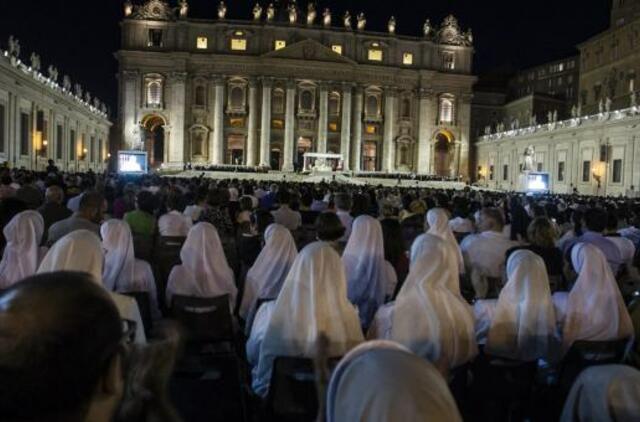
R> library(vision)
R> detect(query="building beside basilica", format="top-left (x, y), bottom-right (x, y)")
top-left (474, 0), bottom-right (640, 195)
top-left (117, 0), bottom-right (476, 177)
top-left (0, 37), bottom-right (111, 171)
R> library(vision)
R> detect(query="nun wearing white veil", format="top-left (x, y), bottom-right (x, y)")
top-left (368, 234), bottom-right (477, 369)
top-left (37, 229), bottom-right (146, 344)
top-left (553, 243), bottom-right (633, 352)
top-left (326, 341), bottom-right (463, 422)
top-left (560, 365), bottom-right (640, 422)
top-left (474, 249), bottom-right (558, 361)
top-left (343, 215), bottom-right (397, 329)
top-left (239, 223), bottom-right (297, 321)
top-left (427, 207), bottom-right (465, 276)
top-left (247, 242), bottom-right (363, 397)
top-left (166, 222), bottom-right (236, 307)
top-left (100, 219), bottom-right (161, 319)
top-left (0, 211), bottom-right (47, 289)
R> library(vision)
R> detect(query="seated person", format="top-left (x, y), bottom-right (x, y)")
top-left (315, 212), bottom-right (346, 254)
top-left (48, 190), bottom-right (104, 245)
top-left (0, 211), bottom-right (47, 289)
top-left (271, 190), bottom-right (302, 232)
top-left (157, 193), bottom-right (192, 237)
top-left (124, 191), bottom-right (157, 238)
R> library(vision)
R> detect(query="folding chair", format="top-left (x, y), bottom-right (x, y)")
top-left (122, 291), bottom-right (153, 338)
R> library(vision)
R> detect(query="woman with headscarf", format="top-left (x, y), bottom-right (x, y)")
top-left (426, 207), bottom-right (465, 276)
top-left (247, 242), bottom-right (363, 397)
top-left (166, 222), bottom-right (236, 307)
top-left (239, 223), bottom-right (297, 321)
top-left (326, 341), bottom-right (463, 422)
top-left (560, 365), bottom-right (640, 422)
top-left (474, 249), bottom-right (558, 361)
top-left (369, 234), bottom-right (477, 369)
top-left (343, 215), bottom-right (397, 329)
top-left (0, 211), bottom-right (47, 289)
top-left (553, 243), bottom-right (633, 353)
top-left (101, 219), bottom-right (161, 319)
top-left (37, 230), bottom-right (146, 344)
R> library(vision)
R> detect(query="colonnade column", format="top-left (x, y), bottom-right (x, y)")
top-left (211, 76), bottom-right (225, 165)
top-left (382, 87), bottom-right (397, 172)
top-left (317, 83), bottom-right (328, 155)
top-left (168, 72), bottom-right (186, 165)
top-left (351, 86), bottom-right (363, 172)
top-left (417, 88), bottom-right (433, 174)
top-left (259, 77), bottom-right (272, 168)
top-left (121, 70), bottom-right (139, 150)
top-left (246, 78), bottom-right (258, 167)
top-left (340, 83), bottom-right (352, 171)
top-left (282, 80), bottom-right (296, 172)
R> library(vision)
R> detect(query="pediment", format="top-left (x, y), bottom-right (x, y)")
top-left (263, 39), bottom-right (356, 65)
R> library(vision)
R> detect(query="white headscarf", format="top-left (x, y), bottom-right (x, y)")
top-left (411, 232), bottom-right (461, 295)
top-left (485, 249), bottom-right (557, 361)
top-left (166, 222), bottom-right (236, 305)
top-left (427, 208), bottom-right (465, 275)
top-left (101, 219), bottom-right (136, 291)
top-left (326, 341), bottom-right (463, 422)
top-left (240, 224), bottom-right (297, 319)
top-left (562, 243), bottom-right (633, 351)
top-left (253, 242), bottom-right (363, 396)
top-left (0, 211), bottom-right (45, 288)
top-left (560, 365), bottom-right (640, 422)
top-left (343, 215), bottom-right (393, 328)
top-left (37, 229), bottom-right (103, 283)
top-left (393, 234), bottom-right (477, 368)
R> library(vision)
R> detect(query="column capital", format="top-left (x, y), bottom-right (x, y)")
top-left (384, 86), bottom-right (398, 96)
top-left (210, 74), bottom-right (226, 85)
top-left (341, 82), bottom-right (355, 92)
top-left (460, 92), bottom-right (474, 103)
top-left (122, 70), bottom-right (140, 81)
top-left (169, 72), bottom-right (188, 83)
top-left (286, 79), bottom-right (297, 90)
top-left (259, 76), bottom-right (274, 88)
top-left (419, 87), bottom-right (435, 99)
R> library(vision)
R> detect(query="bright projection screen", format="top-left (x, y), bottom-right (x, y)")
top-left (118, 150), bottom-right (148, 174)
top-left (526, 172), bottom-right (550, 192)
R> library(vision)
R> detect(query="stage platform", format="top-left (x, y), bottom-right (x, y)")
top-left (165, 170), bottom-right (468, 190)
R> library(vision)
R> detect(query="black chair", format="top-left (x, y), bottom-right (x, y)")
top-left (265, 356), bottom-right (341, 422)
top-left (171, 294), bottom-right (234, 354)
top-left (122, 291), bottom-right (153, 338)
top-left (558, 338), bottom-right (630, 393)
top-left (154, 236), bottom-right (186, 304)
top-left (300, 210), bottom-right (320, 226)
top-left (133, 234), bottom-right (154, 263)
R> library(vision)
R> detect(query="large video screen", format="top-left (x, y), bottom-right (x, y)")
top-left (527, 172), bottom-right (550, 192)
top-left (118, 151), bottom-right (148, 174)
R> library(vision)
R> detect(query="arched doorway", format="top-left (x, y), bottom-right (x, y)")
top-left (433, 130), bottom-right (454, 177)
top-left (141, 114), bottom-right (166, 168)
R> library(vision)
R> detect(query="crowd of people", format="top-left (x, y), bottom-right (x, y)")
top-left (1, 164), bottom-right (640, 421)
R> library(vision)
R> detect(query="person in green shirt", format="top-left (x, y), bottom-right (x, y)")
top-left (124, 190), bottom-right (157, 237)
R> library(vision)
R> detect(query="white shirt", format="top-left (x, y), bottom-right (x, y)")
top-left (183, 204), bottom-right (204, 223)
top-left (158, 210), bottom-right (193, 237)
top-left (271, 206), bottom-right (302, 231)
top-left (461, 231), bottom-right (519, 279)
top-left (336, 210), bottom-right (353, 242)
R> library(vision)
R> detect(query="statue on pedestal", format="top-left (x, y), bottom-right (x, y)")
top-left (217, 1), bottom-right (227, 19)
top-left (599, 98), bottom-right (604, 114)
top-left (29, 53), bottom-right (41, 72)
top-left (605, 96), bottom-right (612, 113)
top-left (484, 125), bottom-right (491, 136)
top-left (343, 11), bottom-right (352, 29)
top-left (93, 98), bottom-right (101, 109)
top-left (323, 8), bottom-right (331, 27)
top-left (47, 65), bottom-right (58, 83)
top-left (388, 16), bottom-right (396, 34)
top-left (252, 3), bottom-right (262, 21)
top-left (124, 0), bottom-right (133, 17)
top-left (552, 110), bottom-right (558, 123)
top-left (631, 90), bottom-right (637, 108)
top-left (571, 105), bottom-right (577, 118)
top-left (423, 19), bottom-right (432, 37)
top-left (466, 29), bottom-right (473, 45)
top-left (547, 111), bottom-right (553, 123)
top-left (63, 75), bottom-right (72, 92)
top-left (288, 1), bottom-right (298, 24)
top-left (8, 35), bottom-right (20, 58)
top-left (266, 3), bottom-right (275, 21)
top-left (84, 91), bottom-right (92, 104)
top-left (357, 13), bottom-right (366, 31)
top-left (523, 145), bottom-right (536, 172)
top-left (74, 83), bottom-right (83, 98)
top-left (179, 0), bottom-right (188, 18)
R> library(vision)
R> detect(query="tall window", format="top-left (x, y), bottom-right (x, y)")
top-left (145, 76), bottom-right (163, 108)
top-left (489, 165), bottom-right (495, 180)
top-left (300, 90), bottom-right (314, 112)
top-left (401, 98), bottom-right (411, 119)
top-left (229, 86), bottom-right (245, 109)
top-left (557, 161), bottom-right (565, 182)
top-left (56, 124), bottom-right (63, 160)
top-left (272, 89), bottom-right (285, 114)
top-left (98, 139), bottom-right (103, 162)
top-left (365, 95), bottom-right (379, 117)
top-left (90, 137), bottom-right (95, 162)
top-left (582, 160), bottom-right (591, 182)
top-left (20, 112), bottom-right (30, 156)
top-left (503, 164), bottom-right (509, 181)
top-left (328, 93), bottom-right (340, 116)
top-left (443, 52), bottom-right (455, 70)
top-left (148, 29), bottom-right (163, 47)
top-left (69, 130), bottom-right (76, 161)
top-left (0, 104), bottom-right (5, 153)
top-left (439, 97), bottom-right (454, 123)
top-left (195, 86), bottom-right (206, 107)
top-left (613, 159), bottom-right (623, 183)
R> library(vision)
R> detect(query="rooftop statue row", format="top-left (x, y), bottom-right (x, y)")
top-left (123, 0), bottom-right (473, 45)
top-left (2, 36), bottom-right (109, 117)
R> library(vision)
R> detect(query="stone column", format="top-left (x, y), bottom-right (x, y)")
top-left (168, 72), bottom-right (187, 165)
top-left (211, 76), bottom-right (225, 165)
top-left (259, 78), bottom-right (272, 167)
top-left (457, 93), bottom-right (473, 179)
top-left (351, 86), bottom-right (363, 172)
top-left (246, 78), bottom-right (258, 166)
top-left (340, 83), bottom-right (353, 171)
top-left (282, 80), bottom-right (296, 172)
top-left (317, 84), bottom-right (328, 154)
top-left (121, 70), bottom-right (139, 150)
top-left (382, 87), bottom-right (397, 172)
top-left (417, 88), bottom-right (434, 174)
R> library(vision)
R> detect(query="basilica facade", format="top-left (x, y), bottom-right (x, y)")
top-left (117, 0), bottom-right (476, 176)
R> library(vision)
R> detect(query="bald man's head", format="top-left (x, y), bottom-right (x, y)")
top-left (0, 272), bottom-right (122, 421)
top-left (44, 185), bottom-right (64, 205)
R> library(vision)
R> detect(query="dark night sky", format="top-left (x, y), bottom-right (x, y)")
top-left (0, 0), bottom-right (611, 112)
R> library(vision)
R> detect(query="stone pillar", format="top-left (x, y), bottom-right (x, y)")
top-left (317, 84), bottom-right (328, 154)
top-left (121, 70), bottom-right (139, 150)
top-left (417, 88), bottom-right (434, 174)
top-left (382, 87), bottom-right (397, 172)
top-left (457, 93), bottom-right (473, 179)
top-left (246, 78), bottom-right (258, 166)
top-left (282, 80), bottom-right (296, 172)
top-left (211, 76), bottom-right (225, 165)
top-left (340, 83), bottom-right (353, 171)
top-left (168, 72), bottom-right (187, 165)
top-left (351, 86), bottom-right (363, 172)
top-left (259, 78), bottom-right (272, 167)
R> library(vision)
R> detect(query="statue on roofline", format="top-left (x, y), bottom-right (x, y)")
top-left (179, 0), bottom-right (188, 18)
top-left (63, 75), bottom-right (72, 92)
top-left (357, 12), bottom-right (366, 31)
top-left (423, 19), bottom-right (432, 37)
top-left (8, 35), bottom-right (21, 58)
top-left (217, 1), bottom-right (227, 19)
top-left (388, 16), bottom-right (396, 34)
top-left (252, 3), bottom-right (262, 21)
top-left (47, 65), bottom-right (59, 82)
top-left (344, 11), bottom-right (352, 29)
top-left (30, 53), bottom-right (41, 72)
top-left (323, 8), bottom-right (331, 27)
top-left (307, 3), bottom-right (316, 25)
top-left (266, 3), bottom-right (275, 21)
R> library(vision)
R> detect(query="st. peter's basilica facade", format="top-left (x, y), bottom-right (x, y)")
top-left (117, 0), bottom-right (475, 176)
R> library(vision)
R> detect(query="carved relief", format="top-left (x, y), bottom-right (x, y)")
top-left (130, 0), bottom-right (175, 21)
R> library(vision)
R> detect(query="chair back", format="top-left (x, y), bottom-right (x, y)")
top-left (171, 294), bottom-right (234, 347)
top-left (122, 291), bottom-right (153, 338)
top-left (133, 234), bottom-right (154, 263)
top-left (155, 237), bottom-right (186, 284)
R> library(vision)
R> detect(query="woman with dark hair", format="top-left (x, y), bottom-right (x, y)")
top-left (509, 196), bottom-right (531, 242)
top-left (315, 212), bottom-right (346, 254)
top-left (380, 218), bottom-right (409, 296)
